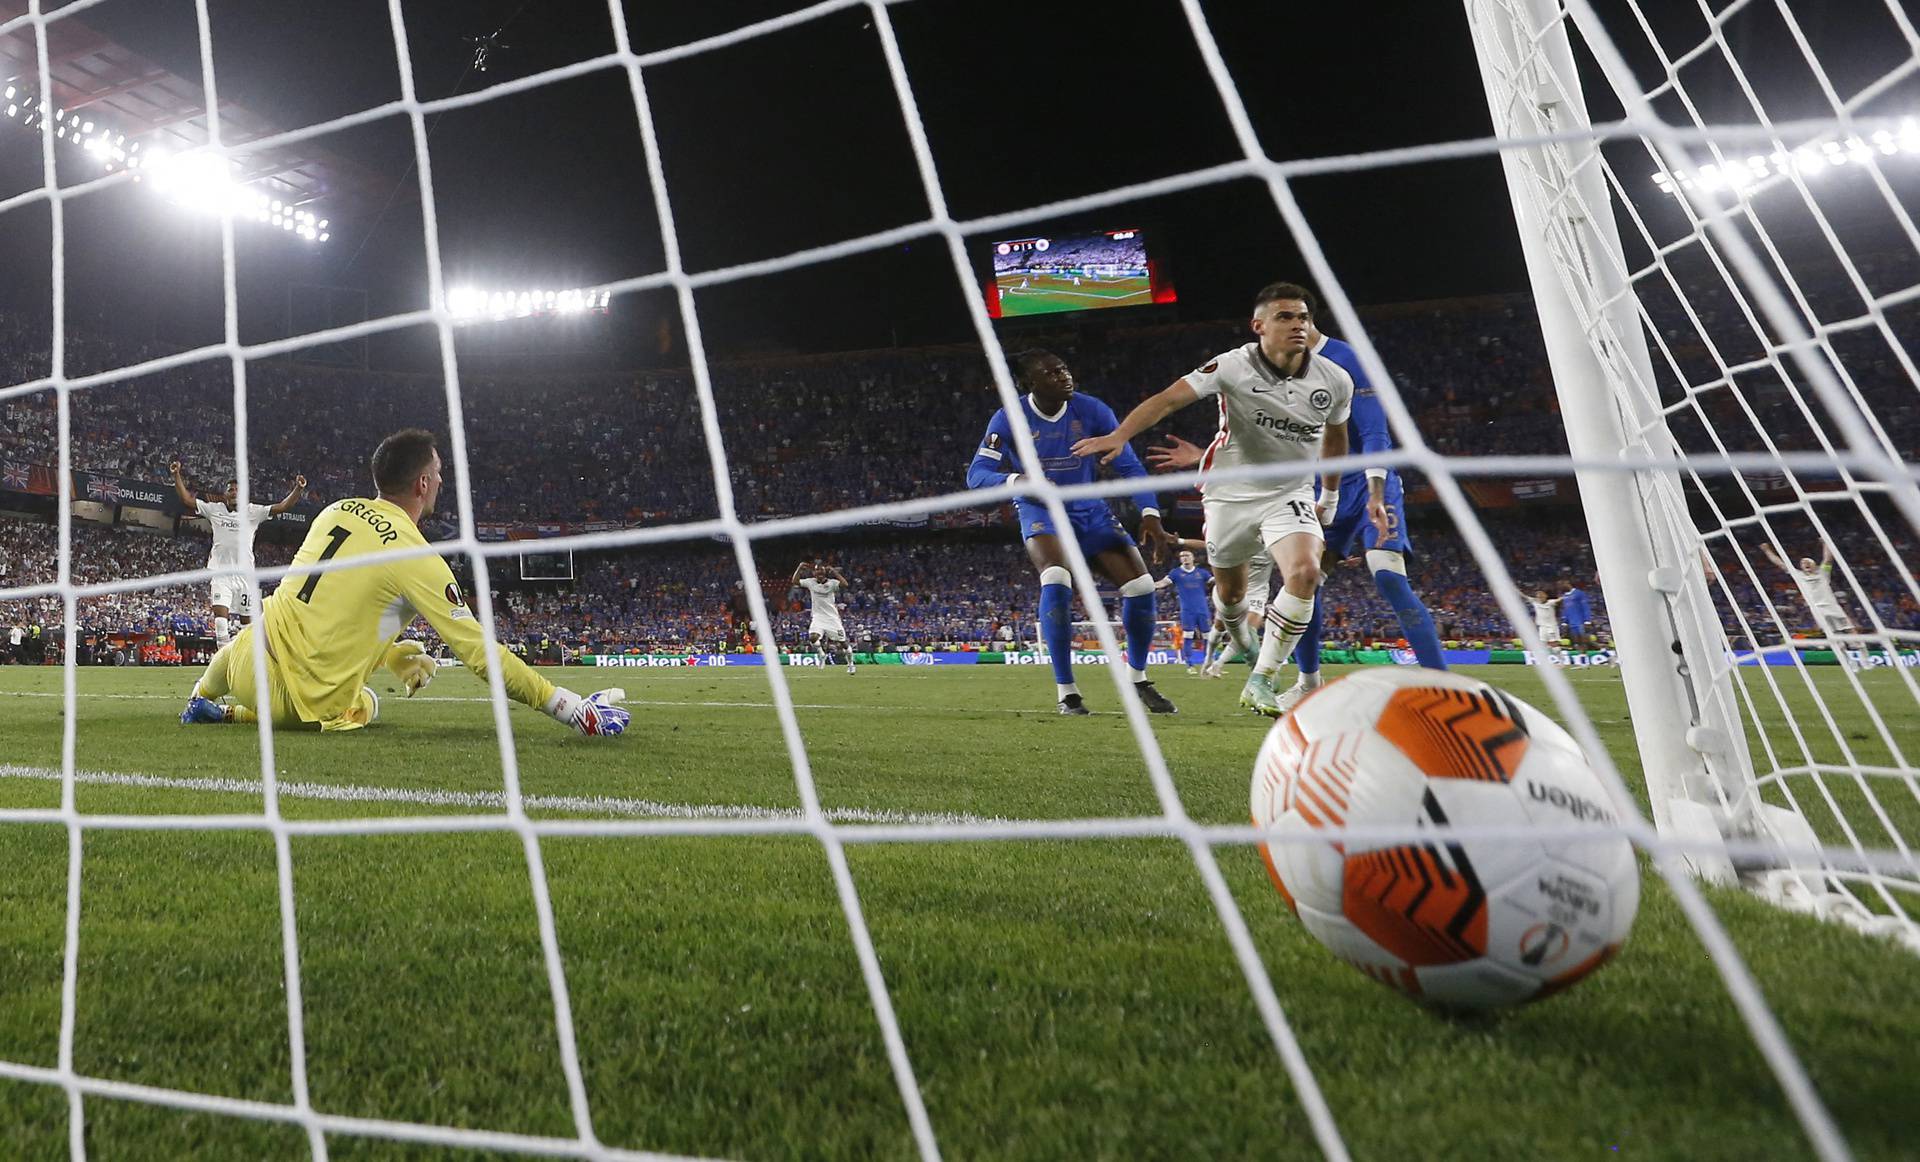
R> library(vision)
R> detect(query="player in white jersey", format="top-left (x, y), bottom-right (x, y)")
top-left (1073, 281), bottom-right (1354, 716)
top-left (793, 560), bottom-right (855, 673)
top-left (1526, 591), bottom-right (1562, 648)
top-left (171, 462), bottom-right (307, 647)
top-left (1762, 541), bottom-right (1856, 644)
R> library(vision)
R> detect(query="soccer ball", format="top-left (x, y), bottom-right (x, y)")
top-left (1250, 668), bottom-right (1638, 1009)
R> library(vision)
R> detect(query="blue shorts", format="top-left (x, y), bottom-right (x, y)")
top-left (1016, 501), bottom-right (1136, 559)
top-left (1566, 617), bottom-right (1590, 635)
top-left (1178, 606), bottom-right (1211, 634)
top-left (1322, 471), bottom-right (1411, 558)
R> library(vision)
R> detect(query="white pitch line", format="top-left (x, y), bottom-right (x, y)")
top-left (0, 763), bottom-right (1008, 828)
top-left (0, 690), bottom-right (1146, 715)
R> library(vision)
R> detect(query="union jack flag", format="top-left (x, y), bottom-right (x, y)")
top-left (86, 476), bottom-right (121, 503)
top-left (1, 462), bottom-right (27, 491)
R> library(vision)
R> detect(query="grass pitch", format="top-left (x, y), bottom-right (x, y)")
top-left (993, 272), bottom-right (1152, 316)
top-left (0, 662), bottom-right (1915, 1160)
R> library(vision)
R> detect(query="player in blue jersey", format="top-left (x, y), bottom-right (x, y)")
top-left (966, 349), bottom-right (1178, 715)
top-left (1144, 323), bottom-right (1446, 714)
top-left (1562, 582), bottom-right (1594, 648)
top-left (1155, 549), bottom-right (1213, 670)
top-left (1278, 324), bottom-right (1447, 710)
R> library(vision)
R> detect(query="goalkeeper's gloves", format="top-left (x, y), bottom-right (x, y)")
top-left (545, 687), bottom-right (630, 737)
top-left (382, 640), bottom-right (439, 697)
top-left (1315, 487), bottom-right (1341, 527)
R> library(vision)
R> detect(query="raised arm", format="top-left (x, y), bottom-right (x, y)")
top-left (1820, 542), bottom-right (1833, 569)
top-left (168, 461), bottom-right (196, 510)
top-left (1070, 380), bottom-right (1200, 464)
top-left (790, 560), bottom-right (811, 585)
top-left (270, 474), bottom-right (308, 515)
top-left (1760, 543), bottom-right (1787, 572)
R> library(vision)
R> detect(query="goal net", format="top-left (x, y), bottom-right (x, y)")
top-left (1465, 0), bottom-right (1920, 948)
top-left (0, 0), bottom-right (1912, 1158)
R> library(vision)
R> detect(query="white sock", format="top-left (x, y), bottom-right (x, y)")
top-left (1056, 682), bottom-right (1080, 700)
top-left (1301, 669), bottom-right (1325, 689)
top-left (1255, 590), bottom-right (1315, 677)
top-left (1202, 626), bottom-right (1224, 667)
top-left (1131, 667), bottom-right (1148, 683)
top-left (213, 616), bottom-right (230, 646)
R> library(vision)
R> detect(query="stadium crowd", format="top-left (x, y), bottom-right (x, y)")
top-left (5, 261), bottom-right (1920, 659)
top-left (9, 492), bottom-right (1918, 662)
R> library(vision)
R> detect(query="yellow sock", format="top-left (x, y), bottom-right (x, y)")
top-left (229, 706), bottom-right (258, 724)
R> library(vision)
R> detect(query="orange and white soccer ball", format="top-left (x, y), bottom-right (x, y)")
top-left (1250, 668), bottom-right (1638, 1009)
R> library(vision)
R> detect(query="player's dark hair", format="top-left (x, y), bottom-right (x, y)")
top-left (1252, 281), bottom-right (1317, 315)
top-left (1010, 348), bottom-right (1057, 388)
top-left (372, 428), bottom-right (439, 496)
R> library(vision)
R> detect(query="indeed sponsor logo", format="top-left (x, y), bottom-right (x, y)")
top-left (1252, 411), bottom-right (1322, 441)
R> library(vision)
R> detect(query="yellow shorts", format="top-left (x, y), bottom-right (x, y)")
top-left (201, 628), bottom-right (379, 732)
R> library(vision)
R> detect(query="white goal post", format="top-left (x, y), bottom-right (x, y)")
top-left (1466, 0), bottom-right (1920, 949)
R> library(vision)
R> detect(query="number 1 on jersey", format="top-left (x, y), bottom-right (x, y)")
top-left (295, 526), bottom-right (353, 604)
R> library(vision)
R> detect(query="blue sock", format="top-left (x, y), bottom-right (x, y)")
top-left (1122, 592), bottom-right (1156, 673)
top-left (1040, 582), bottom-right (1075, 685)
top-left (1374, 568), bottom-right (1446, 670)
top-left (1292, 600), bottom-right (1324, 675)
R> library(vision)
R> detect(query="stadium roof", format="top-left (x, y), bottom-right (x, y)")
top-left (0, 0), bottom-right (392, 213)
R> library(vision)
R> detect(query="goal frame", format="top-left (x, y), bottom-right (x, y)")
top-left (1464, 0), bottom-right (1920, 935)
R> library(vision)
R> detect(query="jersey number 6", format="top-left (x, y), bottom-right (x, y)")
top-left (295, 526), bottom-right (353, 604)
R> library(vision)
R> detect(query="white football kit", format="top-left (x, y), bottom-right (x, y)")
top-left (800, 577), bottom-right (848, 642)
top-left (197, 498), bottom-right (274, 613)
top-left (1529, 600), bottom-right (1560, 643)
top-left (1790, 564), bottom-right (1854, 634)
top-left (1188, 342), bottom-right (1353, 568)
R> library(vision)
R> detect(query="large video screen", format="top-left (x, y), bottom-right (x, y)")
top-left (985, 228), bottom-right (1175, 318)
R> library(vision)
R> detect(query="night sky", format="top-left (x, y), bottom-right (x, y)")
top-left (2, 0), bottom-right (1915, 369)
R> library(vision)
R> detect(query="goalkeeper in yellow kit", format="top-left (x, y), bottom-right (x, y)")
top-left (180, 429), bottom-right (629, 737)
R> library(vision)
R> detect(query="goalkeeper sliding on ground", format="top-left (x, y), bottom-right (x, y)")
top-left (179, 428), bottom-right (629, 737)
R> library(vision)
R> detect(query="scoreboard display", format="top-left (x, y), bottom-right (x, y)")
top-left (984, 227), bottom-right (1176, 318)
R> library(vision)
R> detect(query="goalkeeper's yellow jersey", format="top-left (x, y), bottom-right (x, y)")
top-left (262, 497), bottom-right (555, 725)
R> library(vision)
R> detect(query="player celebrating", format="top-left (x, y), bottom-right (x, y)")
top-left (794, 560), bottom-right (855, 673)
top-left (1075, 282), bottom-right (1352, 717)
top-left (180, 429), bottom-right (628, 736)
top-left (1762, 542), bottom-right (1857, 643)
top-left (1155, 549), bottom-right (1212, 671)
top-left (1526, 590), bottom-right (1563, 649)
top-left (171, 462), bottom-right (307, 647)
top-left (966, 349), bottom-right (1177, 715)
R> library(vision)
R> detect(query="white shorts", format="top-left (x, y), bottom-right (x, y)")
top-left (209, 575), bottom-right (255, 615)
top-left (809, 620), bottom-right (848, 643)
top-left (1203, 486), bottom-right (1323, 570)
